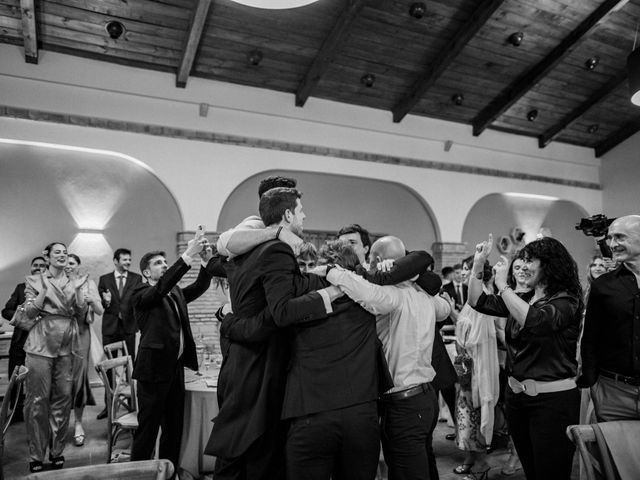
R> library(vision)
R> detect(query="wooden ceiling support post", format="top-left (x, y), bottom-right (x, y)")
top-left (472, 0), bottom-right (629, 137)
top-left (20, 0), bottom-right (38, 64)
top-left (176, 0), bottom-right (212, 88)
top-left (392, 0), bottom-right (505, 123)
top-left (295, 0), bottom-right (369, 107)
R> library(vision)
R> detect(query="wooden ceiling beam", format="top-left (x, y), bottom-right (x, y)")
top-left (20, 0), bottom-right (38, 64)
top-left (594, 116), bottom-right (640, 157)
top-left (538, 71), bottom-right (627, 148)
top-left (176, 0), bottom-right (212, 88)
top-left (472, 0), bottom-right (629, 137)
top-left (392, 0), bottom-right (506, 123)
top-left (295, 0), bottom-right (369, 107)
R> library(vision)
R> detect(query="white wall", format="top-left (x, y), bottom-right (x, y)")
top-left (0, 44), bottom-right (604, 243)
top-left (600, 132), bottom-right (640, 218)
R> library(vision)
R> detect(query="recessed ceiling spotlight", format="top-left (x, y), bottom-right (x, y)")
top-left (247, 49), bottom-right (263, 66)
top-left (409, 2), bottom-right (426, 19)
top-left (587, 124), bottom-right (599, 134)
top-left (361, 73), bottom-right (376, 88)
top-left (451, 93), bottom-right (464, 106)
top-left (105, 20), bottom-right (125, 40)
top-left (527, 109), bottom-right (538, 121)
top-left (508, 32), bottom-right (524, 47)
top-left (585, 56), bottom-right (600, 70)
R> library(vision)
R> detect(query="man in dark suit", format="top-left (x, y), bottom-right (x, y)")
top-left (441, 263), bottom-right (467, 312)
top-left (208, 187), bottom-right (341, 480)
top-left (1, 256), bottom-right (47, 422)
top-left (130, 231), bottom-right (214, 470)
top-left (98, 248), bottom-right (142, 360)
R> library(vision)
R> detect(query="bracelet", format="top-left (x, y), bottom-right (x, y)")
top-left (500, 285), bottom-right (512, 294)
top-left (276, 226), bottom-right (283, 240)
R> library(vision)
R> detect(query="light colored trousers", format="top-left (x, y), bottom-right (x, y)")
top-left (591, 375), bottom-right (640, 422)
top-left (24, 353), bottom-right (74, 461)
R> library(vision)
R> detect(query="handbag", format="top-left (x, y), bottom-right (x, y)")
top-left (9, 304), bottom-right (41, 331)
top-left (453, 326), bottom-right (473, 388)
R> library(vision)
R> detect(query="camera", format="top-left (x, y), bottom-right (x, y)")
top-left (576, 214), bottom-right (615, 258)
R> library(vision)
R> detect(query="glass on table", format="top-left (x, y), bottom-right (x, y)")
top-left (195, 345), bottom-right (205, 376)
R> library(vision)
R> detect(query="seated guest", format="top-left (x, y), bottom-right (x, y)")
top-left (64, 254), bottom-right (103, 447)
top-left (130, 230), bottom-right (214, 472)
top-left (1, 256), bottom-right (47, 423)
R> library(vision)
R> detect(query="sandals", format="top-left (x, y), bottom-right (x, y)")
top-left (501, 455), bottom-right (522, 476)
top-left (29, 460), bottom-right (44, 473)
top-left (74, 433), bottom-right (85, 447)
top-left (453, 463), bottom-right (473, 474)
top-left (49, 454), bottom-right (65, 469)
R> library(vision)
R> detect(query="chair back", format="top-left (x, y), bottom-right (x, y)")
top-left (25, 459), bottom-right (174, 479)
top-left (104, 340), bottom-right (130, 360)
top-left (97, 356), bottom-right (137, 416)
top-left (1, 365), bottom-right (28, 480)
top-left (567, 424), bottom-right (618, 480)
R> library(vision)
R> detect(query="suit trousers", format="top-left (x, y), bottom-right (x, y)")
top-left (131, 360), bottom-right (185, 469)
top-left (380, 385), bottom-right (438, 480)
top-left (24, 353), bottom-right (74, 461)
top-left (213, 422), bottom-right (286, 480)
top-left (286, 401), bottom-right (380, 480)
top-left (505, 387), bottom-right (579, 480)
top-left (591, 375), bottom-right (640, 421)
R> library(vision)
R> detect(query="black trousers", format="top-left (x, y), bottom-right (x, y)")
top-left (505, 387), bottom-right (580, 480)
top-left (380, 385), bottom-right (438, 480)
top-left (131, 361), bottom-right (185, 469)
top-left (8, 340), bottom-right (28, 422)
top-left (213, 423), bottom-right (286, 480)
top-left (286, 401), bottom-right (380, 480)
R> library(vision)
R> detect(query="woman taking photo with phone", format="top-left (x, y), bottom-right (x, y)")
top-left (467, 235), bottom-right (582, 480)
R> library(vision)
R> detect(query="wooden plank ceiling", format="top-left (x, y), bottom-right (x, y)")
top-left (2, 0), bottom-right (640, 157)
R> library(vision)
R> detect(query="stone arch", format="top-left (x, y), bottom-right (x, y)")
top-left (217, 169), bottom-right (440, 251)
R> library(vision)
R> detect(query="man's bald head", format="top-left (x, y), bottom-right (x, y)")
top-left (369, 236), bottom-right (406, 264)
top-left (608, 215), bottom-right (640, 265)
top-left (611, 215), bottom-right (640, 232)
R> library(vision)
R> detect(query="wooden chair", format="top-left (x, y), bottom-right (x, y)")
top-left (567, 424), bottom-right (618, 480)
top-left (0, 365), bottom-right (28, 480)
top-left (97, 356), bottom-right (138, 463)
top-left (25, 459), bottom-right (174, 479)
top-left (102, 341), bottom-right (133, 410)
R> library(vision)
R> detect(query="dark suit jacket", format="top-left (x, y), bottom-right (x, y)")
top-left (131, 257), bottom-right (212, 383)
top-left (2, 283), bottom-right (30, 364)
top-left (98, 270), bottom-right (142, 337)
top-left (207, 240), bottom-right (328, 458)
top-left (442, 282), bottom-right (468, 308)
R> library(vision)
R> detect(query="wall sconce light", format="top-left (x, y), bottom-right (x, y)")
top-left (247, 50), bottom-right (263, 66)
top-left (409, 2), bottom-right (426, 19)
top-left (526, 109), bottom-right (538, 121)
top-left (585, 56), bottom-right (600, 70)
top-left (587, 124), bottom-right (599, 134)
top-left (451, 93), bottom-right (464, 106)
top-left (508, 32), bottom-right (524, 47)
top-left (361, 73), bottom-right (376, 88)
top-left (628, 47), bottom-right (640, 106)
top-left (105, 21), bottom-right (125, 40)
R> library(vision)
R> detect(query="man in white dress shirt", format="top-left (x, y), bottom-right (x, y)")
top-left (327, 236), bottom-right (450, 480)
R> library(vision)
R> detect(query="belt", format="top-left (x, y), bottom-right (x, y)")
top-left (508, 377), bottom-right (576, 396)
top-left (382, 383), bottom-right (431, 401)
top-left (599, 369), bottom-right (640, 387)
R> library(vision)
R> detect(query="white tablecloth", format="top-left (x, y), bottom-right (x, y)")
top-left (179, 368), bottom-right (219, 479)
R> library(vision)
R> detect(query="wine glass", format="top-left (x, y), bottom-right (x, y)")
top-left (195, 345), bottom-right (205, 376)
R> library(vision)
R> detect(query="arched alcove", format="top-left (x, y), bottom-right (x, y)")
top-left (217, 170), bottom-right (439, 252)
top-left (0, 140), bottom-right (183, 302)
top-left (462, 193), bottom-right (596, 277)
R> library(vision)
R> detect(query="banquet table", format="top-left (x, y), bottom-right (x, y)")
top-left (179, 368), bottom-right (219, 479)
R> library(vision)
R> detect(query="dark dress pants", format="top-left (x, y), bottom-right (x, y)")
top-left (131, 361), bottom-right (185, 470)
top-left (380, 385), bottom-right (438, 480)
top-left (286, 401), bottom-right (380, 480)
top-left (505, 387), bottom-right (580, 480)
top-left (213, 421), bottom-right (286, 480)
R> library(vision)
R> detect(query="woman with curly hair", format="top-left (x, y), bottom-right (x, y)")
top-left (468, 235), bottom-right (582, 480)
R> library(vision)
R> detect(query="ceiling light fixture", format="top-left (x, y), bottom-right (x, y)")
top-left (508, 32), bottom-right (524, 47)
top-left (585, 56), bottom-right (600, 70)
top-left (229, 0), bottom-right (319, 8)
top-left (247, 49), bottom-right (263, 66)
top-left (526, 109), bottom-right (538, 121)
top-left (628, 47), bottom-right (640, 105)
top-left (105, 21), bottom-right (125, 40)
top-left (361, 73), bottom-right (376, 88)
top-left (587, 124), bottom-right (599, 134)
top-left (409, 2), bottom-right (426, 19)
top-left (451, 93), bottom-right (464, 106)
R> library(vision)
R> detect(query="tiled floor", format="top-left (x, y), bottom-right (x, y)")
top-left (2, 386), bottom-right (578, 479)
